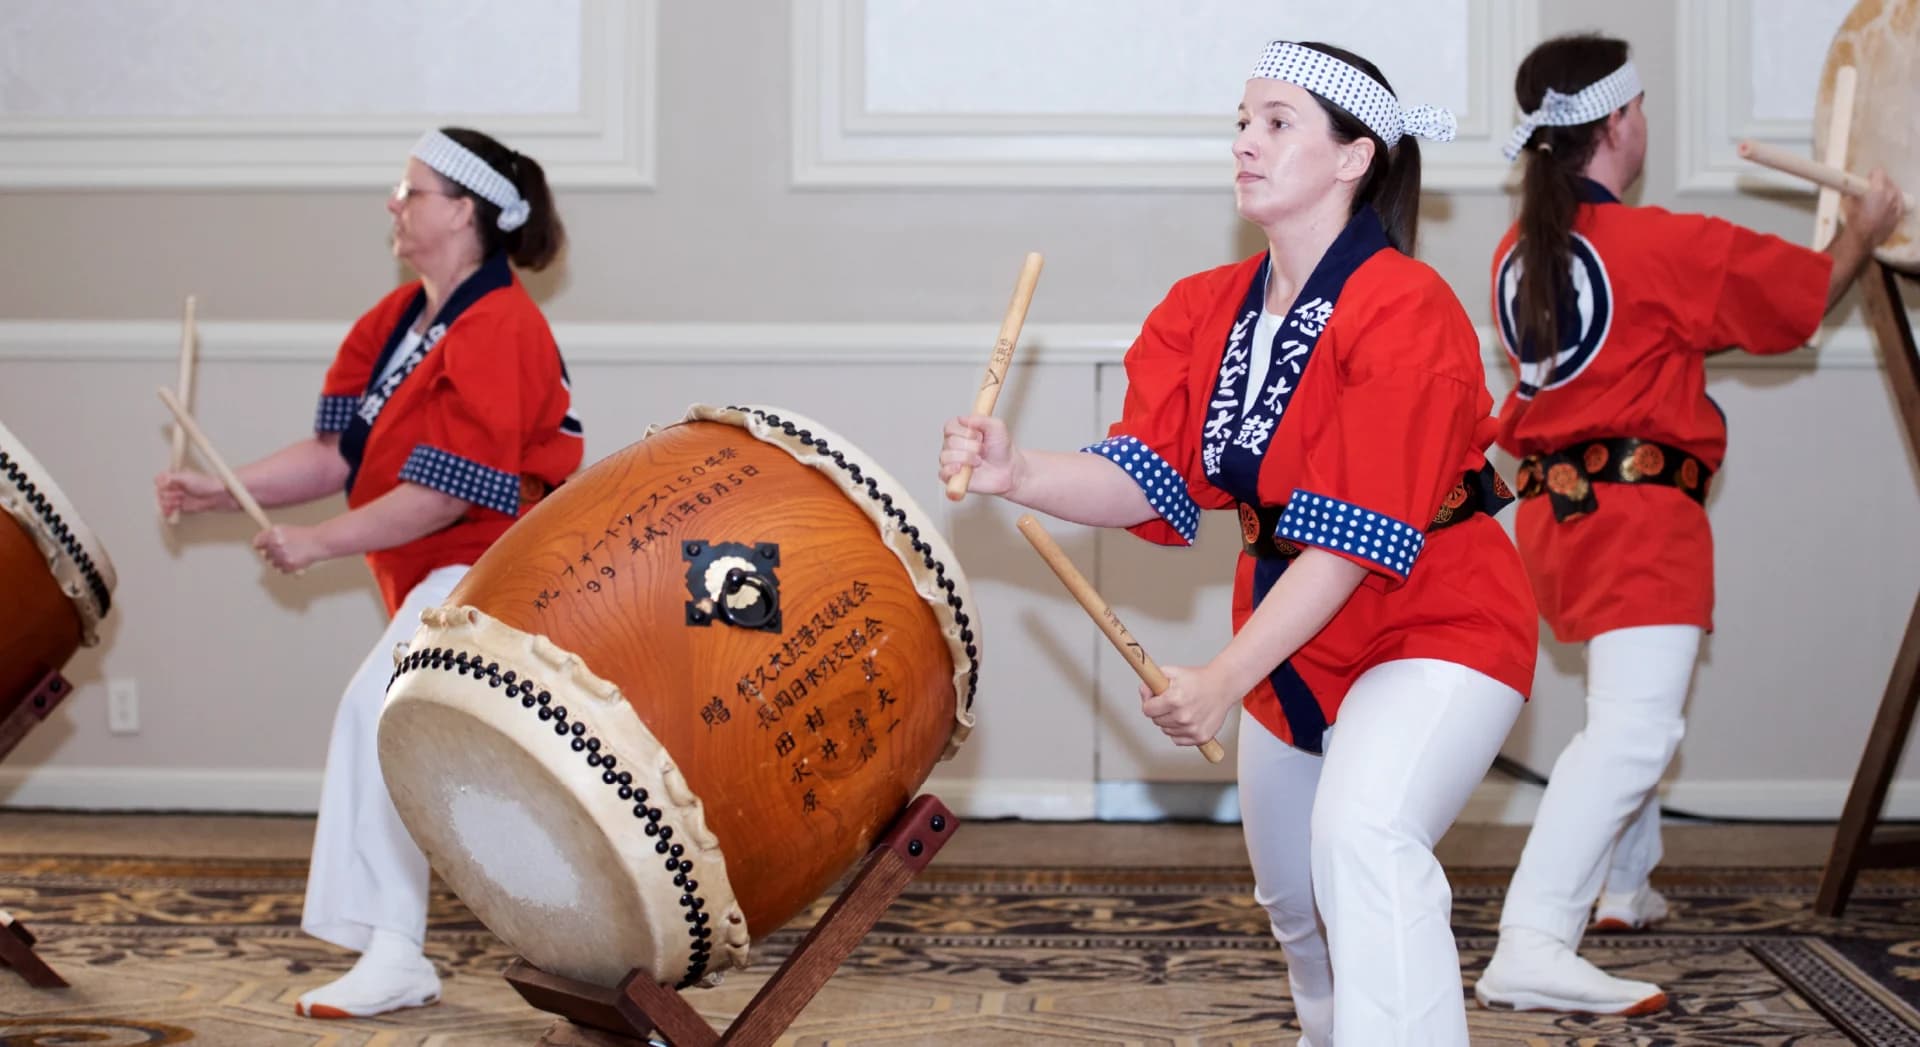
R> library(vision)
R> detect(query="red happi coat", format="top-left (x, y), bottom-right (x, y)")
top-left (1094, 213), bottom-right (1537, 753)
top-left (1491, 185), bottom-right (1830, 642)
top-left (317, 253), bottom-right (584, 613)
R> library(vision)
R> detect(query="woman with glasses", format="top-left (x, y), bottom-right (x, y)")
top-left (155, 127), bottom-right (583, 1019)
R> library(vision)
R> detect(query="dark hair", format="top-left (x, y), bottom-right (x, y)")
top-left (1295, 41), bottom-right (1422, 255)
top-left (1511, 34), bottom-right (1631, 363)
top-left (433, 127), bottom-right (566, 272)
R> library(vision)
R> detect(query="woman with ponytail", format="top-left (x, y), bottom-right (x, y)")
top-left (1477, 34), bottom-right (1906, 1016)
top-left (942, 39), bottom-right (1536, 1045)
top-left (156, 127), bottom-right (584, 1018)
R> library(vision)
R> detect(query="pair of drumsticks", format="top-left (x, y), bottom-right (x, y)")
top-left (950, 253), bottom-right (1227, 764)
top-left (155, 297), bottom-right (276, 534)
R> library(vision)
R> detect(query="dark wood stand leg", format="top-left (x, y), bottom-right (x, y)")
top-left (0, 912), bottom-right (66, 989)
top-left (0, 667), bottom-right (70, 988)
top-left (1819, 263), bottom-right (1920, 916)
top-left (0, 667), bottom-right (70, 764)
top-left (506, 794), bottom-right (957, 1046)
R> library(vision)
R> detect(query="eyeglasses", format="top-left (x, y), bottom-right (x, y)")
top-left (391, 181), bottom-right (454, 204)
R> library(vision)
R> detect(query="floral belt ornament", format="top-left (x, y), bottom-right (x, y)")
top-left (1238, 463), bottom-right (1513, 562)
top-left (1515, 437), bottom-right (1711, 522)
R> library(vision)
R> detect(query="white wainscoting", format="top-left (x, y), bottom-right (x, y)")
top-left (1673, 0), bottom-right (1854, 194)
top-left (0, 318), bottom-right (1913, 823)
top-left (0, 0), bottom-right (656, 188)
top-left (791, 0), bottom-right (1540, 189)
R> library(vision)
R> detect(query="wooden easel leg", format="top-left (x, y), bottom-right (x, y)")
top-left (0, 912), bottom-right (67, 989)
top-left (506, 795), bottom-right (958, 1046)
top-left (0, 667), bottom-right (70, 765)
top-left (0, 667), bottom-right (71, 989)
top-left (1818, 264), bottom-right (1920, 917)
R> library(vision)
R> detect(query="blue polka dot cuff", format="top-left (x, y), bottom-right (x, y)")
top-left (1081, 436), bottom-right (1199, 543)
top-left (399, 444), bottom-right (520, 517)
top-left (314, 395), bottom-right (358, 434)
top-left (1276, 490), bottom-right (1424, 578)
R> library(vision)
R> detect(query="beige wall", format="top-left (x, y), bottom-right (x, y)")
top-left (3, 0), bottom-right (1917, 820)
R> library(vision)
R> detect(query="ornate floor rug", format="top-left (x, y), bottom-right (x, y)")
top-left (1, 856), bottom-right (1917, 1045)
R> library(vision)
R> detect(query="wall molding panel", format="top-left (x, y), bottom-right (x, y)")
top-left (0, 319), bottom-right (1889, 371)
top-left (792, 0), bottom-right (1540, 190)
top-left (1674, 0), bottom-right (1853, 194)
top-left (0, 0), bottom-right (657, 189)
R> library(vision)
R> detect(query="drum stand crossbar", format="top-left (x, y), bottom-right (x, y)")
top-left (507, 794), bottom-right (957, 1047)
top-left (1820, 263), bottom-right (1920, 915)
top-left (0, 665), bottom-right (71, 988)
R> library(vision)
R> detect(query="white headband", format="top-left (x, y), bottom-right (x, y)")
top-left (410, 129), bottom-right (532, 232)
top-left (1502, 60), bottom-right (1642, 161)
top-left (1250, 41), bottom-right (1456, 149)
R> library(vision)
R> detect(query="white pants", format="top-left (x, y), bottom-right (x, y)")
top-left (1239, 659), bottom-right (1523, 1047)
top-left (302, 565), bottom-right (468, 953)
top-left (1498, 625), bottom-right (1701, 948)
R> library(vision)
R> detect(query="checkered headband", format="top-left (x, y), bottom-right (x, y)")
top-left (1249, 41), bottom-right (1456, 149)
top-left (411, 130), bottom-right (532, 232)
top-left (1502, 60), bottom-right (1642, 160)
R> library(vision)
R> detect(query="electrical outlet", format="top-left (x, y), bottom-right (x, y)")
top-left (107, 679), bottom-right (140, 734)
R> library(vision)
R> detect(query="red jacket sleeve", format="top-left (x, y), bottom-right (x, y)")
top-left (1089, 271), bottom-right (1237, 546)
top-left (395, 299), bottom-right (556, 518)
top-left (318, 284), bottom-right (416, 434)
top-left (1668, 212), bottom-right (1831, 355)
top-left (1277, 269), bottom-right (1485, 586)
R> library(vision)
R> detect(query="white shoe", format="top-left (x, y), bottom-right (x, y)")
top-left (1591, 885), bottom-right (1669, 932)
top-left (295, 930), bottom-right (442, 1019)
top-left (1474, 927), bottom-right (1667, 1016)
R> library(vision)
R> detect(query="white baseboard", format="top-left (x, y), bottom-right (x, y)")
top-left (0, 767), bottom-right (324, 813)
top-left (8, 767), bottom-right (1918, 825)
top-left (0, 766), bottom-right (1099, 821)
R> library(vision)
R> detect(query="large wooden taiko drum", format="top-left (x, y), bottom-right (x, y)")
top-left (378, 405), bottom-right (979, 989)
top-left (1817, 0), bottom-right (1920, 272)
top-left (0, 419), bottom-right (116, 720)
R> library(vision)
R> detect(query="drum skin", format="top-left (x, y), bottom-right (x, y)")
top-left (380, 405), bottom-right (978, 988)
top-left (0, 421), bottom-right (115, 717)
top-left (0, 516), bottom-right (82, 710)
top-left (1817, 0), bottom-right (1920, 272)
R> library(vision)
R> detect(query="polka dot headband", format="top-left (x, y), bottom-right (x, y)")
top-left (1502, 60), bottom-right (1642, 161)
top-left (410, 130), bottom-right (532, 232)
top-left (1250, 40), bottom-right (1457, 149)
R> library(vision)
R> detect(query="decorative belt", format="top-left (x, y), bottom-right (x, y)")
top-left (1237, 463), bottom-right (1514, 562)
top-left (1514, 437), bottom-right (1711, 523)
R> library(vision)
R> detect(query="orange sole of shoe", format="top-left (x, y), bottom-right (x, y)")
top-left (294, 999), bottom-right (440, 1020)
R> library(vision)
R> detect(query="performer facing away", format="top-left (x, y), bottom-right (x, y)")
top-left (155, 127), bottom-right (584, 1019)
top-left (1475, 33), bottom-right (1906, 1016)
top-left (941, 40), bottom-right (1538, 1046)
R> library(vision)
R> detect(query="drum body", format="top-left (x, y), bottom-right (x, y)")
top-left (1817, 0), bottom-right (1920, 272)
top-left (378, 405), bottom-right (978, 989)
top-left (0, 420), bottom-right (115, 715)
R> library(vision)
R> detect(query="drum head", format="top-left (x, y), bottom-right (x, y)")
top-left (1817, 0), bottom-right (1920, 272)
top-left (382, 682), bottom-right (667, 987)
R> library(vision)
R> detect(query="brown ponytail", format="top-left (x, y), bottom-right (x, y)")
top-left (438, 127), bottom-right (567, 272)
top-left (1511, 35), bottom-right (1630, 364)
top-left (1296, 41), bottom-right (1423, 256)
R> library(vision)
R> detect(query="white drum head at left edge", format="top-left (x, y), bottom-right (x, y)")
top-left (380, 694), bottom-right (664, 986)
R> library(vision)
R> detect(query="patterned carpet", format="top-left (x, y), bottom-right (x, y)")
top-left (1, 855), bottom-right (1918, 1045)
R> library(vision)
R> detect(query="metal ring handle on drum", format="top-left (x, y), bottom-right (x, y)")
top-left (715, 568), bottom-right (780, 631)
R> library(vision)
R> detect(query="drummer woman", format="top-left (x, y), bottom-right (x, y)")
top-left (155, 127), bottom-right (583, 1018)
top-left (943, 39), bottom-right (1537, 1045)
top-left (1474, 33), bottom-right (1905, 1016)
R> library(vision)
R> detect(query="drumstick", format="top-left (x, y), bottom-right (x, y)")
top-left (155, 386), bottom-right (274, 532)
top-left (1811, 66), bottom-right (1857, 251)
top-left (1016, 513), bottom-right (1227, 764)
top-left (1736, 139), bottom-right (1916, 210)
top-left (165, 294), bottom-right (198, 523)
top-left (946, 252), bottom-right (1044, 502)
